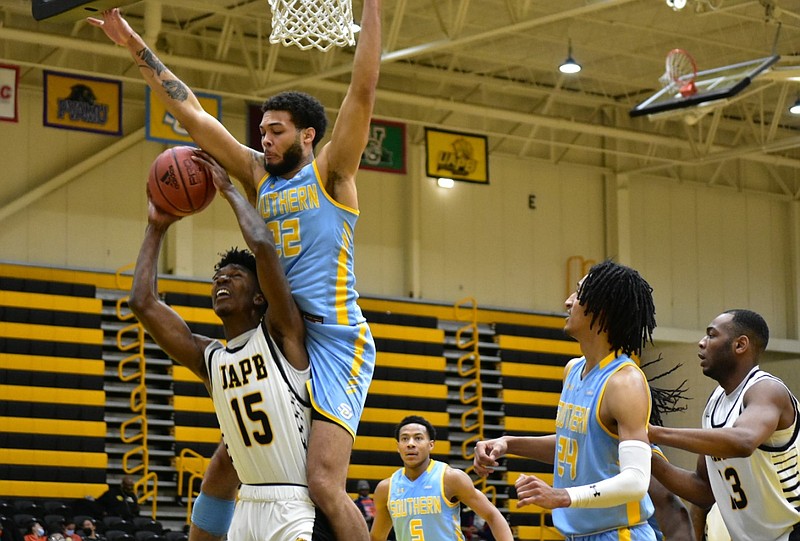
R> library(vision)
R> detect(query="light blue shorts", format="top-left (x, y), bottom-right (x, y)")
top-left (305, 320), bottom-right (375, 438)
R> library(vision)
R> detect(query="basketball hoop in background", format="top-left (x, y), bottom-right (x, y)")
top-left (267, 0), bottom-right (356, 51)
top-left (660, 48), bottom-right (698, 97)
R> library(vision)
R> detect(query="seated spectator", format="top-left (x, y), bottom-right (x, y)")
top-left (57, 521), bottom-right (80, 541)
top-left (97, 477), bottom-right (140, 520)
top-left (353, 480), bottom-right (375, 529)
top-left (23, 522), bottom-right (47, 541)
top-left (79, 519), bottom-right (104, 541)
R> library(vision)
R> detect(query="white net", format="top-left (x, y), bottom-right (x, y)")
top-left (268, 0), bottom-right (356, 52)
top-left (660, 48), bottom-right (696, 88)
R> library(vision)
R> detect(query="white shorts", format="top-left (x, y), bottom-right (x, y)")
top-left (228, 484), bottom-right (315, 541)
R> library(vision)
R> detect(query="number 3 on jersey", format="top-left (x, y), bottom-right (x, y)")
top-left (230, 391), bottom-right (273, 447)
top-left (268, 218), bottom-right (301, 257)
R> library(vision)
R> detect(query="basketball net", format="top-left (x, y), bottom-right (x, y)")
top-left (660, 48), bottom-right (698, 98)
top-left (268, 0), bottom-right (356, 51)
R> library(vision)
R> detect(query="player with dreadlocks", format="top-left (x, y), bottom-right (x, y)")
top-left (474, 259), bottom-right (662, 541)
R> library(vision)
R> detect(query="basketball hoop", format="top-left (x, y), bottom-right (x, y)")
top-left (660, 48), bottom-right (698, 98)
top-left (267, 0), bottom-right (356, 52)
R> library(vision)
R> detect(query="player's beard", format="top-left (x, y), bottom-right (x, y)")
top-left (265, 136), bottom-right (305, 177)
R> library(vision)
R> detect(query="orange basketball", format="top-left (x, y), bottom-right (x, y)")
top-left (147, 146), bottom-right (217, 217)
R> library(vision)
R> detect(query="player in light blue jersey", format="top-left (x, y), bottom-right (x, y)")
top-left (91, 2), bottom-right (382, 540)
top-left (370, 416), bottom-right (513, 541)
top-left (474, 260), bottom-right (660, 540)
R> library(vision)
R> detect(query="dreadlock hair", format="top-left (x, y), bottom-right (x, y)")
top-left (394, 415), bottom-right (437, 441)
top-left (641, 354), bottom-right (690, 427)
top-left (577, 259), bottom-right (656, 357)
top-left (262, 91), bottom-right (327, 149)
top-left (723, 308), bottom-right (770, 354)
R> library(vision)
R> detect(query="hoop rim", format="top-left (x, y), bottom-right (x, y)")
top-left (665, 48), bottom-right (698, 85)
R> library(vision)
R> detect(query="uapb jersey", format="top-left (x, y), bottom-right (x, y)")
top-left (205, 322), bottom-right (311, 486)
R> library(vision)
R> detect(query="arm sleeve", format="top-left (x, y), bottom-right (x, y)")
top-left (564, 439), bottom-right (651, 508)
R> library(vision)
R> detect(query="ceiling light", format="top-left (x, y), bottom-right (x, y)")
top-left (666, 0), bottom-right (688, 9)
top-left (437, 177), bottom-right (455, 189)
top-left (790, 98), bottom-right (800, 115)
top-left (559, 40), bottom-right (581, 74)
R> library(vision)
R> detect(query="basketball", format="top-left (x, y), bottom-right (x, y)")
top-left (147, 146), bottom-right (217, 217)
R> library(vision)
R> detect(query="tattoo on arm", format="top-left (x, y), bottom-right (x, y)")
top-left (136, 47), bottom-right (166, 77)
top-left (163, 80), bottom-right (189, 102)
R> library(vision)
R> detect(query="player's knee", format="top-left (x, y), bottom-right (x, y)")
top-left (191, 491), bottom-right (235, 537)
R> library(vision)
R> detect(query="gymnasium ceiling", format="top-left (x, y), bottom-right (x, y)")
top-left (3, 0), bottom-right (800, 197)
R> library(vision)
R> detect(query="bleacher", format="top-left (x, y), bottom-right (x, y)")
top-left (0, 275), bottom-right (107, 501)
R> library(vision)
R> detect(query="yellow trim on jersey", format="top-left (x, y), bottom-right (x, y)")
top-left (311, 160), bottom-right (360, 215)
top-left (436, 461), bottom-right (459, 509)
top-left (307, 379), bottom-right (357, 440)
top-left (347, 324), bottom-right (369, 393)
top-left (595, 357), bottom-right (652, 439)
top-left (335, 221), bottom-right (352, 325)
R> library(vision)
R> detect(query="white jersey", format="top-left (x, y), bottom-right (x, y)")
top-left (205, 321), bottom-right (311, 486)
top-left (703, 367), bottom-right (800, 541)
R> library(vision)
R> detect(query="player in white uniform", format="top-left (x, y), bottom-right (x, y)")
top-left (650, 309), bottom-right (800, 541)
top-left (129, 152), bottom-right (323, 541)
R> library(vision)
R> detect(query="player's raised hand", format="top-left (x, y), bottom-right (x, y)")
top-left (473, 437), bottom-right (507, 477)
top-left (192, 152), bottom-right (234, 199)
top-left (86, 9), bottom-right (135, 47)
top-left (145, 197), bottom-right (181, 229)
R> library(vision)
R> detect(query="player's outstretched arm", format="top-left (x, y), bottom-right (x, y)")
top-left (87, 9), bottom-right (261, 194)
top-left (649, 379), bottom-right (789, 458)
top-left (129, 202), bottom-right (211, 383)
top-left (447, 469), bottom-right (513, 541)
top-left (195, 153), bottom-right (308, 371)
top-left (473, 434), bottom-right (556, 477)
top-left (368, 479), bottom-right (392, 541)
top-left (317, 0), bottom-right (382, 208)
top-left (651, 452), bottom-right (715, 509)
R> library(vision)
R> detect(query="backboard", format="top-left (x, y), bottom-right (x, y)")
top-left (32, 0), bottom-right (139, 22)
top-left (629, 54), bottom-right (780, 118)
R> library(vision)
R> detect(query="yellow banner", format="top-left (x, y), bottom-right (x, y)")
top-left (425, 128), bottom-right (488, 184)
top-left (43, 71), bottom-right (121, 135)
top-left (147, 87), bottom-right (221, 145)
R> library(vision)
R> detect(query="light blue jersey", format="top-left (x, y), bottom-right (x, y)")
top-left (256, 161), bottom-right (375, 437)
top-left (388, 460), bottom-right (464, 541)
top-left (553, 352), bottom-right (655, 539)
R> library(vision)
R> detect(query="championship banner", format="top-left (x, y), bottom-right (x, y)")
top-left (43, 71), bottom-right (121, 135)
top-left (146, 87), bottom-right (221, 145)
top-left (0, 64), bottom-right (19, 123)
top-left (360, 119), bottom-right (406, 174)
top-left (424, 127), bottom-right (488, 184)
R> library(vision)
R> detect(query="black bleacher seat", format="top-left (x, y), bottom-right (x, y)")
top-left (134, 531), bottom-right (160, 541)
top-left (105, 530), bottom-right (134, 541)
top-left (13, 513), bottom-right (39, 529)
top-left (132, 518), bottom-right (162, 534)
top-left (103, 518), bottom-right (134, 535)
top-left (44, 514), bottom-right (66, 533)
top-left (162, 532), bottom-right (187, 541)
